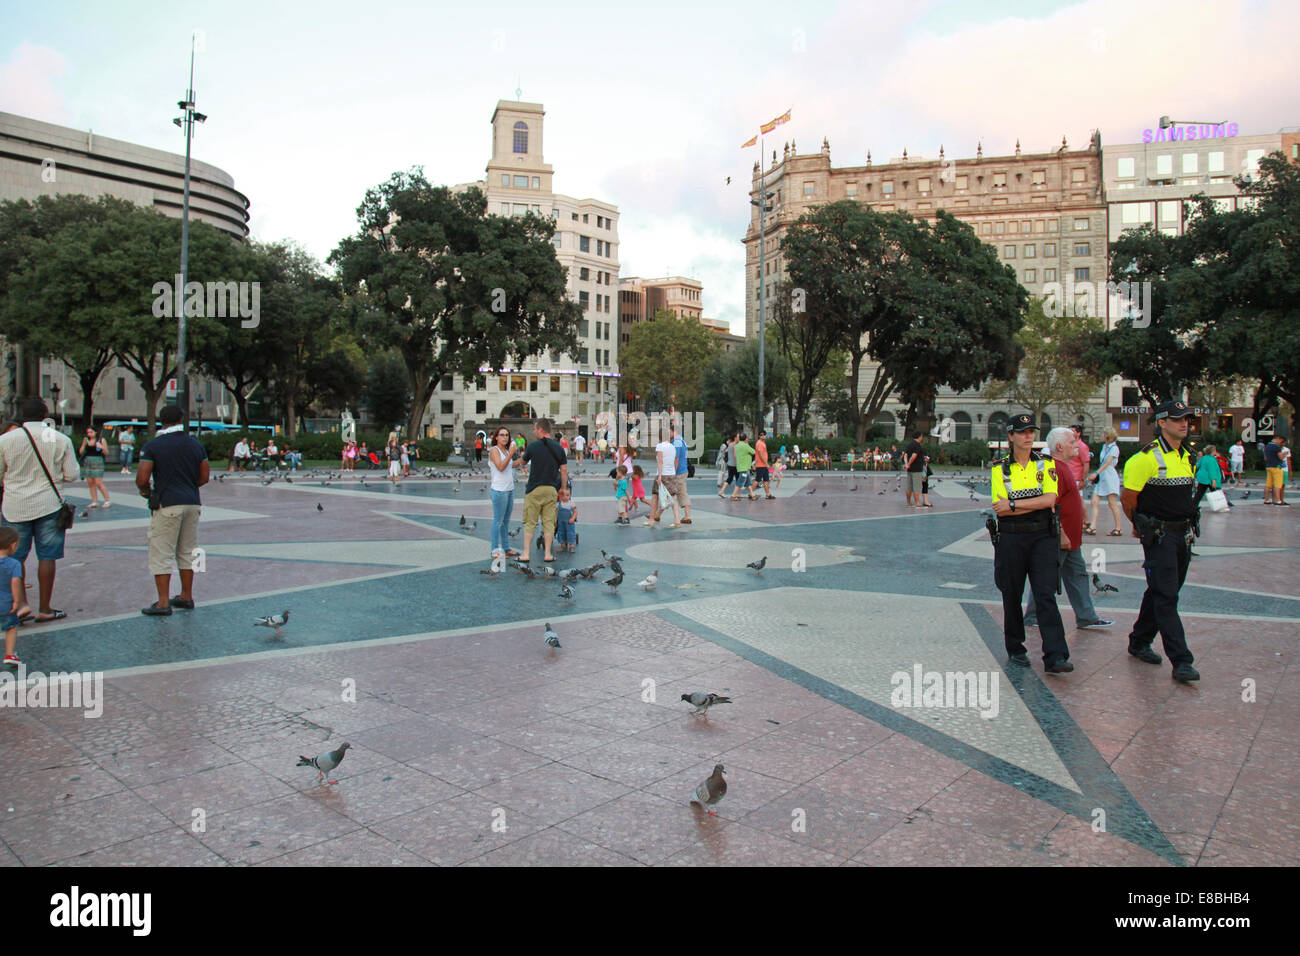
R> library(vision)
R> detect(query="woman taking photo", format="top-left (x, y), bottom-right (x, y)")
top-left (488, 427), bottom-right (523, 559)
top-left (1084, 428), bottom-right (1123, 535)
top-left (79, 427), bottom-right (111, 509)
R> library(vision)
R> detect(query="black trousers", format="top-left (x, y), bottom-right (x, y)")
top-left (1130, 529), bottom-right (1194, 665)
top-left (994, 529), bottom-right (1069, 664)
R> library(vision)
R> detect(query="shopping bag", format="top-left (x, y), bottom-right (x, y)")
top-left (1206, 489), bottom-right (1229, 513)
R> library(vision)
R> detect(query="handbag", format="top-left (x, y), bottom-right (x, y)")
top-left (1206, 489), bottom-right (1229, 513)
top-left (20, 425), bottom-right (75, 530)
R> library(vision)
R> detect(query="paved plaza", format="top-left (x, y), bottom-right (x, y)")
top-left (1, 465), bottom-right (1296, 867)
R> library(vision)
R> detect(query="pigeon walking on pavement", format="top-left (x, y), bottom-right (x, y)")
top-left (559, 584), bottom-right (575, 600)
top-left (691, 764), bottom-right (727, 815)
top-left (297, 742), bottom-right (351, 785)
top-left (1092, 574), bottom-right (1118, 595)
top-left (543, 622), bottom-right (561, 649)
top-left (747, 556), bottom-right (768, 574)
top-left (638, 569), bottom-right (659, 590)
top-left (604, 571), bottom-right (624, 593)
top-left (680, 692), bottom-right (732, 716)
top-left (317, 502), bottom-right (324, 512)
top-left (254, 609), bottom-right (290, 635)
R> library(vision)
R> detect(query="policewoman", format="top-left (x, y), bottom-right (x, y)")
top-left (1121, 400), bottom-right (1200, 682)
top-left (990, 414), bottom-right (1072, 673)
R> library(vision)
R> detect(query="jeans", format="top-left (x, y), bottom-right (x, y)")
top-left (3, 509), bottom-right (66, 563)
top-left (489, 488), bottom-right (513, 554)
top-left (1024, 547), bottom-right (1101, 625)
top-left (119, 446), bottom-right (134, 468)
top-left (555, 514), bottom-right (577, 546)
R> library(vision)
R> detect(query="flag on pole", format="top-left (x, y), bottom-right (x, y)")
top-left (741, 134), bottom-right (758, 149)
top-left (760, 108), bottom-right (792, 134)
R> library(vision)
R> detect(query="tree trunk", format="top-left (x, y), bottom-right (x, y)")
top-left (235, 390), bottom-right (250, 429)
top-left (78, 371), bottom-right (97, 431)
top-left (408, 373), bottom-right (432, 440)
top-left (286, 395), bottom-right (298, 441)
top-left (142, 385), bottom-right (162, 441)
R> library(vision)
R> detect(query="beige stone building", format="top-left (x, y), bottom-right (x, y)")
top-left (0, 111), bottom-right (248, 424)
top-left (743, 135), bottom-right (1109, 441)
top-left (438, 100), bottom-right (620, 443)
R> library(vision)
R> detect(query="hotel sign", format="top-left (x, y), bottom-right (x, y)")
top-left (1142, 123), bottom-right (1238, 143)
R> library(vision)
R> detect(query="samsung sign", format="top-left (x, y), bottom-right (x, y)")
top-left (1142, 123), bottom-right (1238, 143)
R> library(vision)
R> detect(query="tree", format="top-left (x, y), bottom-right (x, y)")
top-left (618, 309), bottom-right (719, 411)
top-left (984, 297), bottom-right (1105, 424)
top-left (330, 170), bottom-right (582, 438)
top-left (767, 279), bottom-right (849, 436)
top-left (365, 352), bottom-right (411, 431)
top-left (700, 338), bottom-right (789, 436)
top-left (780, 203), bottom-right (1025, 443)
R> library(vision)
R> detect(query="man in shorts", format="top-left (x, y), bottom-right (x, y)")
top-left (647, 430), bottom-right (682, 527)
top-left (661, 421), bottom-right (693, 524)
top-left (754, 430), bottom-right (773, 499)
top-left (903, 431), bottom-right (926, 506)
top-left (1264, 436), bottom-right (1288, 506)
top-left (520, 418), bottom-right (568, 561)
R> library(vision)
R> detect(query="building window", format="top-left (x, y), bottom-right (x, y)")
top-left (1008, 221), bottom-right (1018, 233)
top-left (532, 176), bottom-right (540, 189)
top-left (1024, 244), bottom-right (1036, 258)
top-left (476, 400), bottom-right (487, 414)
top-left (498, 376), bottom-right (507, 391)
top-left (846, 182), bottom-right (857, 196)
top-left (548, 401), bottom-right (560, 416)
top-left (1074, 242), bottom-right (1090, 256)
top-left (1156, 154), bottom-right (1173, 176)
top-left (1045, 269), bottom-right (1057, 282)
top-left (571, 212), bottom-right (578, 221)
top-left (578, 348), bottom-right (588, 364)
top-left (1031, 169), bottom-right (1047, 185)
top-left (918, 177), bottom-right (931, 193)
top-left (1159, 200), bottom-right (1179, 222)
top-left (1003, 245), bottom-right (1016, 258)
top-left (803, 181), bottom-right (815, 195)
top-left (956, 175), bottom-right (968, 190)
top-left (582, 214), bottom-right (589, 223)
top-left (512, 122), bottom-right (528, 153)
top-left (116, 377), bottom-right (126, 400)
top-left (992, 172), bottom-right (1007, 188)
top-left (551, 235), bottom-right (562, 249)
top-left (550, 376), bottom-right (560, 392)
top-left (578, 377), bottom-right (589, 393)
top-left (1182, 153), bottom-right (1198, 174)
top-left (579, 292), bottom-right (589, 309)
top-left (1071, 167), bottom-right (1086, 182)
top-left (580, 236), bottom-right (590, 253)
top-left (1207, 151), bottom-right (1225, 172)
top-left (995, 222), bottom-right (1005, 234)
top-left (510, 375), bottom-right (525, 391)
top-left (980, 223), bottom-right (992, 235)
top-left (881, 180), bottom-right (894, 195)
top-left (1073, 217), bottom-right (1089, 230)
top-left (579, 267), bottom-right (589, 280)
top-left (1117, 157), bottom-right (1135, 177)
top-left (1044, 243), bottom-right (1056, 256)
top-left (1075, 267), bottom-right (1090, 281)
top-left (1024, 269), bottom-right (1037, 283)
top-left (440, 400), bottom-right (453, 414)
top-left (501, 174), bottom-right (510, 187)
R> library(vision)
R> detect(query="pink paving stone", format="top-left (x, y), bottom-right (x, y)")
top-left (559, 736), bottom-right (705, 788)
top-left (473, 762), bottom-right (632, 826)
top-left (851, 816), bottom-right (1051, 867)
top-left (368, 792), bottom-right (549, 866)
top-left (130, 760), bottom-right (300, 825)
top-left (405, 737), bottom-right (553, 791)
top-left (916, 772), bottom-right (1068, 847)
top-left (489, 714), bottom-right (626, 761)
top-left (1198, 837), bottom-right (1298, 867)
top-left (1, 762), bottom-right (125, 818)
top-left (193, 792), bottom-right (363, 865)
top-left (662, 820), bottom-right (846, 866)
top-left (740, 783), bottom-right (904, 859)
top-left (556, 790), bottom-right (736, 864)
top-left (93, 737), bottom-right (237, 789)
top-left (47, 827), bottom-right (227, 867)
top-left (460, 827), bottom-right (641, 866)
top-left (0, 790), bottom-right (175, 866)
top-left (1037, 816), bottom-right (1174, 866)
top-left (256, 828), bottom-right (434, 866)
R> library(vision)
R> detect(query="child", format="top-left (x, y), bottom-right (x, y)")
top-left (1, 527), bottom-right (24, 667)
top-left (556, 486), bottom-right (579, 551)
top-left (771, 455), bottom-right (785, 490)
top-left (630, 464), bottom-right (649, 514)
top-left (614, 465), bottom-right (631, 525)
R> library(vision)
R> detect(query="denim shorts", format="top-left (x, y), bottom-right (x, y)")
top-left (3, 509), bottom-right (66, 562)
top-left (0, 611), bottom-right (18, 629)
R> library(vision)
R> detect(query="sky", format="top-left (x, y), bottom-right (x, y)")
top-left (3, 0), bottom-right (1298, 334)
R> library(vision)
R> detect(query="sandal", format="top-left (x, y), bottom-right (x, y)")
top-left (33, 610), bottom-right (67, 623)
top-left (1108, 529), bottom-right (1123, 536)
top-left (1082, 526), bottom-right (1096, 535)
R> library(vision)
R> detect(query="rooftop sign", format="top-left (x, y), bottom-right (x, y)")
top-left (1142, 123), bottom-right (1238, 143)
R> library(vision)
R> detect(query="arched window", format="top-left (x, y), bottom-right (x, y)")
top-left (513, 122), bottom-right (528, 154)
top-left (500, 401), bottom-right (536, 419)
top-left (1039, 412), bottom-right (1052, 433)
top-left (951, 411), bottom-right (972, 441)
top-left (987, 412), bottom-right (1009, 441)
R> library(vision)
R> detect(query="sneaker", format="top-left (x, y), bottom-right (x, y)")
top-left (1077, 619), bottom-right (1114, 629)
top-left (1129, 645), bottom-right (1162, 664)
top-left (1172, 662), bottom-right (1201, 682)
top-left (101, 501), bottom-right (110, 509)
top-left (3, 653), bottom-right (19, 666)
top-left (1009, 653), bottom-right (1031, 667)
top-left (1045, 660), bottom-right (1074, 674)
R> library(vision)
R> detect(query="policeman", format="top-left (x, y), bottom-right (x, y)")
top-left (990, 414), bottom-right (1072, 673)
top-left (1121, 400), bottom-right (1200, 682)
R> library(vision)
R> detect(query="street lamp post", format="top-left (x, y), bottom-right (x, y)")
top-left (50, 382), bottom-right (61, 429)
top-left (195, 395), bottom-right (204, 438)
top-left (172, 35), bottom-right (207, 435)
top-left (750, 185), bottom-right (774, 435)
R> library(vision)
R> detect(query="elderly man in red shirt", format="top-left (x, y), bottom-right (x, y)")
top-left (1024, 426), bottom-right (1114, 631)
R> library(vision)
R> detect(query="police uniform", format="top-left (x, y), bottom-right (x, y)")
top-left (1123, 401), bottom-right (1198, 677)
top-left (990, 415), bottom-right (1070, 668)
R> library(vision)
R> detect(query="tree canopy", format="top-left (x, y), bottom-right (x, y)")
top-left (618, 309), bottom-right (720, 411)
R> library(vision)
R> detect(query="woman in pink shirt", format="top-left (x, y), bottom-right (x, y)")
top-left (1070, 425), bottom-right (1090, 484)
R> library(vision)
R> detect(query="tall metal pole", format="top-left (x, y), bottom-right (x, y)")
top-left (176, 37), bottom-right (198, 434)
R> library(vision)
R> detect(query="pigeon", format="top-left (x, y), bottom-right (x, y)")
top-left (463, 521), bottom-right (477, 533)
top-left (1242, 490), bottom-right (1251, 499)
top-left (479, 568), bottom-right (500, 577)
top-left (680, 691), bottom-right (731, 716)
top-left (806, 489), bottom-right (816, 495)
top-left (459, 514), bottom-right (467, 526)
top-left (540, 565), bottom-right (557, 577)
top-left (509, 526), bottom-right (522, 538)
top-left (579, 564), bottom-right (604, 579)
top-left (79, 509), bottom-right (89, 518)
top-left (638, 569), bottom-right (659, 590)
top-left (316, 503), bottom-right (324, 512)
top-left (559, 584), bottom-right (575, 600)
top-left (747, 556), bottom-right (768, 574)
top-left (543, 622), bottom-right (561, 648)
top-left (297, 742), bottom-right (351, 785)
top-left (604, 571), bottom-right (624, 593)
top-left (285, 477), bottom-right (293, 483)
top-left (607, 556), bottom-right (624, 575)
top-left (514, 563), bottom-right (537, 579)
top-left (821, 501), bottom-right (828, 508)
top-left (558, 567), bottom-right (581, 582)
top-left (254, 609), bottom-right (290, 635)
top-left (1092, 574), bottom-right (1118, 594)
top-left (850, 484), bottom-right (858, 492)
top-left (600, 550), bottom-right (624, 563)
top-left (691, 764), bottom-right (727, 815)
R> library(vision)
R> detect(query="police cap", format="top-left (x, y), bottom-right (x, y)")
top-left (1007, 414), bottom-right (1037, 434)
top-left (1151, 400), bottom-right (1192, 423)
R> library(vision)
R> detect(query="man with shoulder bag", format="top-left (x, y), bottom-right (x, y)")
top-left (0, 399), bottom-right (80, 624)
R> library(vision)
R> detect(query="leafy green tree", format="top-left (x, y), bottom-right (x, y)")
top-left (700, 337), bottom-right (789, 436)
top-left (984, 297), bottom-right (1105, 425)
top-left (619, 309), bottom-right (719, 412)
top-left (780, 203), bottom-right (1024, 443)
top-left (365, 352), bottom-right (411, 431)
top-left (766, 278), bottom-right (850, 436)
top-left (330, 170), bottom-right (582, 437)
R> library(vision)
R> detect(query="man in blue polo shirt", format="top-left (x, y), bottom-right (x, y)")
top-left (662, 421), bottom-right (693, 525)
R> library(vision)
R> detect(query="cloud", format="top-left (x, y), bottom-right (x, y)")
top-left (0, 44), bottom-right (69, 121)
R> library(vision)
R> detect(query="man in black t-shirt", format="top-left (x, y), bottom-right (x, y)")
top-left (903, 431), bottom-right (926, 507)
top-left (520, 418), bottom-right (568, 563)
top-left (136, 405), bottom-right (209, 616)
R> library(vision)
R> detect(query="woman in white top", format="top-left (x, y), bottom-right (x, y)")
top-left (488, 427), bottom-right (523, 558)
top-left (1084, 429), bottom-right (1124, 535)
